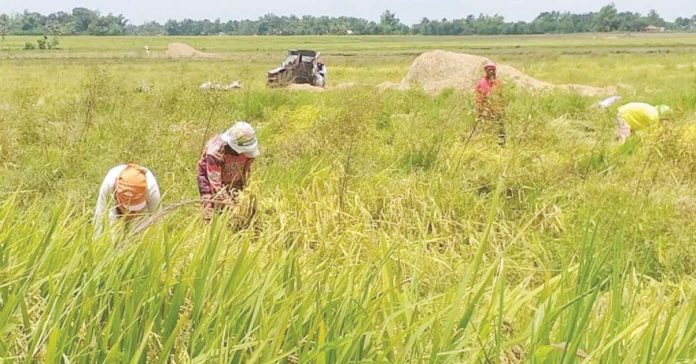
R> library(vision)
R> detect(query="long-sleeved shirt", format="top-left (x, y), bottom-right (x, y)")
top-left (94, 164), bottom-right (161, 235)
top-left (196, 135), bottom-right (254, 201)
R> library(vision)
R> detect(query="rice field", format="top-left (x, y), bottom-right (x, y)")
top-left (0, 34), bottom-right (695, 363)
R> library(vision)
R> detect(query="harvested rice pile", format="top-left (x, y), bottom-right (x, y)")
top-left (398, 50), bottom-right (614, 96)
top-left (165, 43), bottom-right (214, 58)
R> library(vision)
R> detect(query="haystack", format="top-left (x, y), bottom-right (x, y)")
top-left (399, 50), bottom-right (613, 96)
top-left (165, 43), bottom-right (214, 58)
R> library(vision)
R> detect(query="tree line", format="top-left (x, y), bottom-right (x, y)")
top-left (1, 5), bottom-right (695, 36)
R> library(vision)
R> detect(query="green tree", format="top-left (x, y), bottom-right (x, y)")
top-left (472, 14), bottom-right (506, 35)
top-left (645, 9), bottom-right (665, 27)
top-left (532, 12), bottom-right (562, 33)
top-left (72, 7), bottom-right (97, 33)
top-left (379, 10), bottom-right (406, 34)
top-left (20, 11), bottom-right (45, 34)
top-left (44, 22), bottom-right (62, 49)
top-left (674, 17), bottom-right (690, 30)
top-left (0, 14), bottom-right (8, 51)
top-left (594, 4), bottom-right (619, 31)
top-left (0, 5), bottom-right (691, 36)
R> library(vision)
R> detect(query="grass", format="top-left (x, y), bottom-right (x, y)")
top-left (0, 34), bottom-right (695, 362)
top-left (3, 33), bottom-right (696, 55)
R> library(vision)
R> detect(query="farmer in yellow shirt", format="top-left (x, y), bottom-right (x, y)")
top-left (616, 102), bottom-right (672, 143)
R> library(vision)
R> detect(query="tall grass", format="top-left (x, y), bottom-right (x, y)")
top-left (1, 174), bottom-right (694, 362)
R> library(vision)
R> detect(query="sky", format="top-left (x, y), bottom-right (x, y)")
top-left (2, 0), bottom-right (694, 25)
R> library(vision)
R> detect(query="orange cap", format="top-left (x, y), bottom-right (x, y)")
top-left (114, 164), bottom-right (148, 212)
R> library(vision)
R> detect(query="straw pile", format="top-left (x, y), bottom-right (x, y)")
top-left (394, 50), bottom-right (614, 96)
top-left (165, 43), bottom-right (214, 58)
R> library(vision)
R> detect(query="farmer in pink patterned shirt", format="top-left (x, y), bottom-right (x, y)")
top-left (197, 121), bottom-right (260, 222)
top-left (475, 61), bottom-right (506, 147)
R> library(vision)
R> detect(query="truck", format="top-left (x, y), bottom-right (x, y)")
top-left (267, 49), bottom-right (325, 88)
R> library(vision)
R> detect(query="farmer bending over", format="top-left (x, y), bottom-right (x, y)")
top-left (197, 121), bottom-right (260, 223)
top-left (94, 164), bottom-right (161, 236)
top-left (475, 61), bottom-right (507, 147)
top-left (616, 102), bottom-right (672, 144)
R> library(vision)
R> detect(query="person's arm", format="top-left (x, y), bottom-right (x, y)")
top-left (205, 153), bottom-right (229, 200)
top-left (616, 113), bottom-right (631, 144)
top-left (145, 170), bottom-right (162, 212)
top-left (94, 168), bottom-right (119, 235)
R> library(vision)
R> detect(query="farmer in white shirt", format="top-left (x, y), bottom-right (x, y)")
top-left (94, 164), bottom-right (161, 235)
top-left (315, 59), bottom-right (327, 87)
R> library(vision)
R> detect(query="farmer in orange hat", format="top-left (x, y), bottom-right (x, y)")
top-left (475, 61), bottom-right (507, 146)
top-left (94, 164), bottom-right (162, 235)
top-left (197, 121), bottom-right (259, 223)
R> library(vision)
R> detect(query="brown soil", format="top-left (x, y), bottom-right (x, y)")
top-left (398, 50), bottom-right (613, 96)
top-left (165, 43), bottom-right (215, 58)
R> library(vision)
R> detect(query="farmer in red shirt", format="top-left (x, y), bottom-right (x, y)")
top-left (197, 121), bottom-right (260, 222)
top-left (475, 61), bottom-right (506, 147)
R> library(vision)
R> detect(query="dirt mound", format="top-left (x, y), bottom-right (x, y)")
top-left (165, 43), bottom-right (214, 58)
top-left (399, 50), bottom-right (613, 96)
top-left (287, 84), bottom-right (325, 92)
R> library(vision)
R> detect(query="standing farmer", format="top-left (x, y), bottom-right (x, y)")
top-left (615, 102), bottom-right (672, 143)
top-left (475, 61), bottom-right (506, 146)
top-left (94, 164), bottom-right (162, 235)
top-left (197, 121), bottom-right (260, 223)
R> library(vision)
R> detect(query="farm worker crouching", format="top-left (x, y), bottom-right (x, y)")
top-left (197, 121), bottom-right (259, 223)
top-left (616, 102), bottom-right (672, 143)
top-left (94, 164), bottom-right (162, 236)
top-left (315, 59), bottom-right (327, 87)
top-left (475, 61), bottom-right (507, 147)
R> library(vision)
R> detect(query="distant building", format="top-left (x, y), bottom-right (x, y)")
top-left (644, 25), bottom-right (665, 33)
